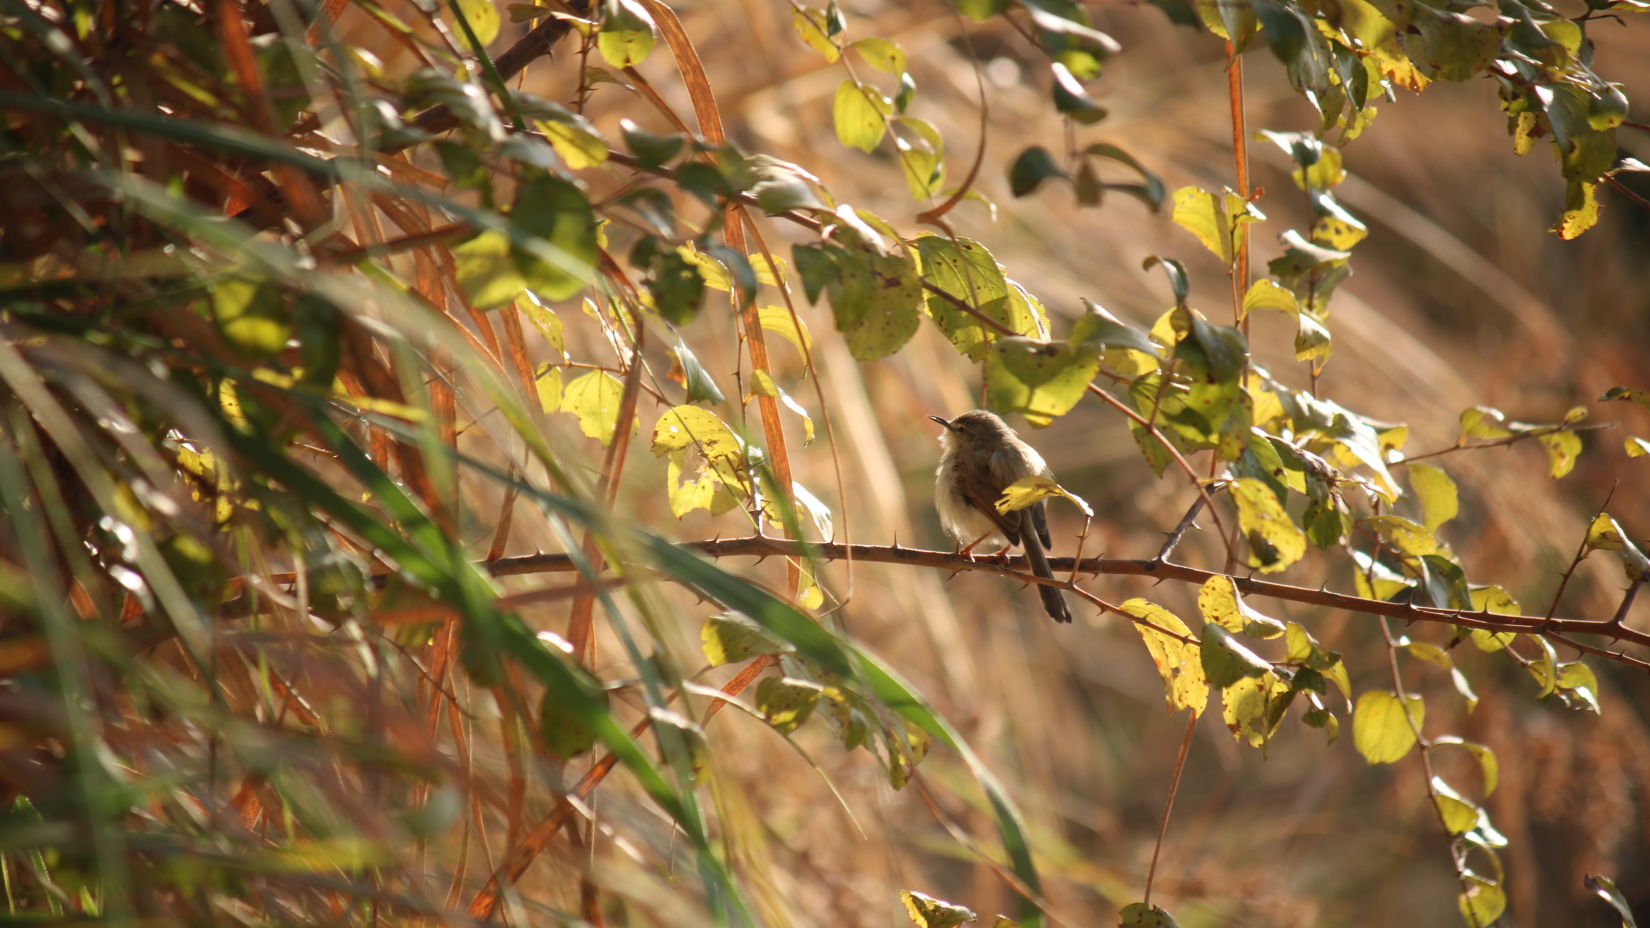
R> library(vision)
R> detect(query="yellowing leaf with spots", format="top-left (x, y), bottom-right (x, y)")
top-left (1121, 598), bottom-right (1207, 717)
top-left (1230, 477), bottom-right (1306, 573)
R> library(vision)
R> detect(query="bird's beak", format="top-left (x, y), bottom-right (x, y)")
top-left (929, 415), bottom-right (952, 430)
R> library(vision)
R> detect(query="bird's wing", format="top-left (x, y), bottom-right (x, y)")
top-left (989, 444), bottom-right (1051, 550)
top-left (958, 454), bottom-right (1021, 545)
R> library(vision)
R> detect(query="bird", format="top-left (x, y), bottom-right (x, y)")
top-left (931, 410), bottom-right (1071, 623)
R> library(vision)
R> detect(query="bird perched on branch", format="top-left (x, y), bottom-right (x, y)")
top-left (931, 410), bottom-right (1071, 623)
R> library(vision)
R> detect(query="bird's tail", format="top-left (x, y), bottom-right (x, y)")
top-left (1022, 532), bottom-right (1072, 623)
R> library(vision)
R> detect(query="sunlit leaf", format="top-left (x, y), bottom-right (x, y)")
top-left (995, 475), bottom-right (1093, 518)
top-left (597, 0), bottom-right (655, 68)
top-left (1197, 575), bottom-right (1285, 638)
top-left (1352, 690), bottom-right (1423, 764)
top-left (701, 613), bottom-right (787, 666)
top-left (901, 890), bottom-right (976, 928)
top-left (1121, 599), bottom-right (1208, 717)
top-left (1200, 624), bottom-right (1272, 688)
top-left (834, 79), bottom-right (891, 152)
top-left (562, 370), bottom-right (629, 444)
top-left (1406, 462), bottom-right (1459, 531)
top-left (756, 676), bottom-right (823, 734)
top-left (1230, 477), bottom-right (1306, 573)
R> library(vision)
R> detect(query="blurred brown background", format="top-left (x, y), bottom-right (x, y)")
top-left (479, 1), bottom-right (1650, 924)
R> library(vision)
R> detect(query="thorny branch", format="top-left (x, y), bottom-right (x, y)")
top-left (475, 537), bottom-right (1650, 671)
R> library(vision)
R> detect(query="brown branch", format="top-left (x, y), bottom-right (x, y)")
top-left (485, 538), bottom-right (1650, 664)
top-left (1398, 422), bottom-right (1614, 465)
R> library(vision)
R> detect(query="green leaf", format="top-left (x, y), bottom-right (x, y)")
top-left (985, 336), bottom-right (1100, 427)
top-left (512, 175), bottom-right (599, 301)
top-left (1458, 875), bottom-right (1507, 927)
top-left (1200, 624), bottom-right (1273, 688)
top-left (1009, 145), bottom-right (1068, 197)
top-left (1119, 902), bottom-right (1183, 928)
top-left (915, 235), bottom-right (1017, 360)
top-left (620, 118), bottom-right (685, 168)
top-left (1407, 462), bottom-right (1459, 531)
top-left (1431, 776), bottom-right (1481, 834)
top-left (746, 155), bottom-right (823, 214)
top-left (597, 0), bottom-right (655, 68)
top-left (454, 230), bottom-right (527, 309)
top-left (1071, 299), bottom-right (1159, 356)
top-left (901, 890), bottom-right (976, 928)
top-left (834, 79), bottom-right (891, 152)
top-left (645, 249), bottom-right (706, 325)
top-left (1230, 477), bottom-right (1306, 573)
top-left (539, 674), bottom-right (605, 758)
top-left (669, 339), bottom-right (723, 404)
top-left (1364, 514), bottom-right (1437, 556)
top-left (790, 7), bottom-right (840, 61)
top-left (1084, 143), bottom-right (1165, 210)
top-left (1121, 598), bottom-right (1208, 717)
top-left (211, 277), bottom-right (290, 357)
top-left (994, 474), bottom-right (1093, 518)
top-left (850, 36), bottom-right (906, 73)
top-left (1240, 278), bottom-right (1298, 320)
top-left (1294, 312), bottom-right (1331, 364)
top-left (756, 676), bottom-right (823, 734)
top-left (1171, 185), bottom-right (1264, 265)
top-left (1352, 690), bottom-right (1423, 764)
top-left (562, 370), bottom-right (629, 444)
top-left (793, 243), bottom-right (922, 361)
top-left (1051, 61), bottom-right (1106, 123)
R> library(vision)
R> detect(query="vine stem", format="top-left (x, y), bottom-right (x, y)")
top-left (1225, 38), bottom-right (1250, 337)
top-left (1143, 710), bottom-right (1197, 907)
top-left (1380, 617), bottom-right (1483, 927)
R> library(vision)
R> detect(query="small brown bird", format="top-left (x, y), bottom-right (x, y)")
top-left (931, 410), bottom-right (1071, 623)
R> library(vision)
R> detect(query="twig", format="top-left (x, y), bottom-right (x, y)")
top-left (1399, 422), bottom-right (1614, 465)
top-left (1142, 710), bottom-right (1196, 907)
top-left (1154, 493), bottom-right (1209, 563)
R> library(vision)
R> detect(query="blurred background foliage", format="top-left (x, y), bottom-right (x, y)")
top-left (1, 0), bottom-right (1649, 925)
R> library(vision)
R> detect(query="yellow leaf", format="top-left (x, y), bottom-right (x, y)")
top-left (900, 890), bottom-right (975, 928)
top-left (1220, 673), bottom-right (1289, 747)
top-left (562, 370), bottom-right (628, 445)
top-left (1364, 514), bottom-right (1437, 556)
top-left (1121, 598), bottom-right (1207, 717)
top-left (1230, 477), bottom-right (1306, 573)
top-left (1352, 690), bottom-right (1423, 764)
top-left (1406, 463), bottom-right (1458, 531)
top-left (994, 475), bottom-right (1093, 518)
top-left (1538, 430), bottom-right (1581, 478)
top-left (1196, 575), bottom-right (1284, 638)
